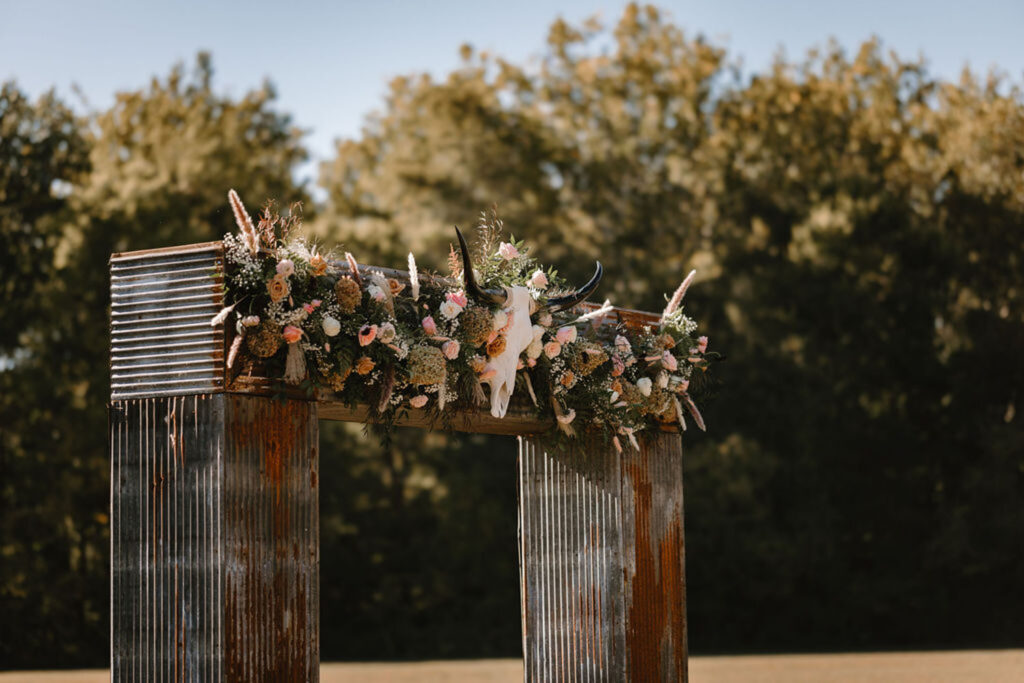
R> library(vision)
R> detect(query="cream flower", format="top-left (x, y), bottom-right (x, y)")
top-left (498, 242), bottom-right (519, 260)
top-left (378, 322), bottom-right (396, 344)
top-left (442, 340), bottom-right (461, 360)
top-left (526, 339), bottom-right (543, 360)
top-left (322, 316), bottom-right (340, 337)
top-left (492, 310), bottom-right (508, 330)
top-left (637, 377), bottom-right (653, 397)
top-left (439, 300), bottom-right (463, 319)
top-left (276, 259), bottom-right (295, 277)
top-left (544, 341), bottom-right (562, 358)
top-left (528, 269), bottom-right (549, 289)
top-left (409, 395), bottom-right (428, 408)
top-left (556, 326), bottom-right (577, 344)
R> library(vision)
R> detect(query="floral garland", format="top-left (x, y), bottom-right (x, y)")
top-left (216, 191), bottom-right (716, 451)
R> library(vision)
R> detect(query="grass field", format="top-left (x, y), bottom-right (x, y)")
top-left (3, 650), bottom-right (1022, 682)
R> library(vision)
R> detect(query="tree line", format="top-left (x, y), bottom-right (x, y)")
top-left (2, 4), bottom-right (1022, 667)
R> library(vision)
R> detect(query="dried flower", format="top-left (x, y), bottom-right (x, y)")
top-left (267, 274), bottom-right (290, 303)
top-left (469, 355), bottom-right (488, 373)
top-left (408, 345), bottom-right (446, 385)
top-left (333, 277), bottom-right (360, 313)
top-left (614, 335), bottom-right (631, 355)
top-left (322, 316), bottom-right (340, 337)
top-left (658, 333), bottom-right (676, 350)
top-left (327, 366), bottom-right (351, 392)
top-left (439, 300), bottom-right (463, 319)
top-left (276, 259), bottom-right (295, 277)
top-left (210, 303), bottom-right (237, 327)
top-left (354, 356), bottom-right (375, 375)
top-left (460, 307), bottom-right (493, 346)
top-left (442, 340), bottom-right (461, 360)
top-left (662, 350), bottom-right (678, 371)
top-left (344, 252), bottom-right (362, 286)
top-left (498, 242), bottom-right (519, 260)
top-left (421, 316), bottom-right (438, 335)
top-left (529, 270), bottom-right (549, 288)
top-left (410, 395), bottom-right (428, 408)
top-left (247, 321), bottom-right (282, 358)
top-left (663, 269), bottom-right (696, 319)
top-left (486, 335), bottom-right (507, 358)
top-left (284, 339), bottom-right (306, 384)
top-left (227, 335), bottom-right (244, 369)
top-left (559, 370), bottom-right (577, 388)
top-left (310, 253), bottom-right (328, 276)
top-left (537, 311), bottom-right (553, 327)
top-left (556, 326), bottom-right (577, 344)
top-left (544, 341), bottom-right (562, 358)
top-left (228, 189), bottom-right (258, 254)
top-left (358, 324), bottom-right (378, 346)
top-left (378, 322), bottom-right (396, 344)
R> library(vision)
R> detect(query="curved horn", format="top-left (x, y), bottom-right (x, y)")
top-left (455, 226), bottom-right (507, 306)
top-left (545, 262), bottom-right (603, 313)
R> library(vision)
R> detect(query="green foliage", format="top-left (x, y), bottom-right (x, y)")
top-left (3, 2), bottom-right (1024, 667)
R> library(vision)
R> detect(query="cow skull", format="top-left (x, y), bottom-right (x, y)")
top-left (455, 227), bottom-right (602, 418)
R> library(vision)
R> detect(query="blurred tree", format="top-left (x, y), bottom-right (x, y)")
top-left (0, 55), bottom-right (307, 667)
top-left (318, 3), bottom-right (1024, 652)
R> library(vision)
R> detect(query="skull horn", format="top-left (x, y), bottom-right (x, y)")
top-left (455, 226), bottom-right (507, 306)
top-left (545, 261), bottom-right (603, 313)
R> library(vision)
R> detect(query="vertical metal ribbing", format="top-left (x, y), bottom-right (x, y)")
top-left (518, 436), bottom-right (628, 681)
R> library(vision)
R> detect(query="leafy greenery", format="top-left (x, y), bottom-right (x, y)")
top-left (2, 3), bottom-right (1023, 667)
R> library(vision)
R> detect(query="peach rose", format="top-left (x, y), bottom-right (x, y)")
top-left (409, 395), bottom-right (428, 408)
top-left (422, 316), bottom-right (438, 335)
top-left (556, 326), bottom-right (577, 344)
top-left (267, 274), bottom-right (290, 303)
top-left (442, 340), bottom-right (461, 360)
top-left (282, 325), bottom-right (303, 344)
top-left (354, 356), bottom-right (375, 375)
top-left (544, 341), bottom-right (562, 358)
top-left (498, 242), bottom-right (519, 260)
top-left (276, 259), bottom-right (295, 277)
top-left (662, 350), bottom-right (678, 371)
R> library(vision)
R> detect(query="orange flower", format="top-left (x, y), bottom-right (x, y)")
top-left (310, 253), bottom-right (328, 276)
top-left (282, 325), bottom-right (303, 344)
top-left (486, 334), bottom-right (507, 358)
top-left (387, 278), bottom-right (405, 296)
top-left (267, 274), bottom-right (290, 303)
top-left (559, 370), bottom-right (577, 388)
top-left (354, 356), bottom-right (376, 375)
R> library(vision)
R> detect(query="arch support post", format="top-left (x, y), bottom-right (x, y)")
top-left (110, 394), bottom-right (320, 681)
top-left (518, 431), bottom-right (687, 681)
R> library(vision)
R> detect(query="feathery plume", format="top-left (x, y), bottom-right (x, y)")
top-left (662, 269), bottom-right (697, 320)
top-left (344, 252), bottom-right (362, 286)
top-left (226, 334), bottom-right (244, 369)
top-left (284, 342), bottom-right (307, 385)
top-left (683, 393), bottom-right (706, 431)
top-left (210, 302), bottom-right (237, 327)
top-left (377, 366), bottom-right (395, 412)
top-left (523, 372), bottom-right (538, 406)
top-left (227, 189), bottom-right (258, 254)
top-left (407, 252), bottom-right (420, 301)
top-left (673, 396), bottom-right (688, 431)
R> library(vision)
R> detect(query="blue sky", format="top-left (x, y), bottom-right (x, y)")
top-left (4, 0), bottom-right (1022, 188)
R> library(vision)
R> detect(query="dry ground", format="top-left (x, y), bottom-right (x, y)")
top-left (3, 650), bottom-right (1022, 682)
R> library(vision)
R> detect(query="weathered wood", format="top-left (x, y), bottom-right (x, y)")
top-left (317, 401), bottom-right (552, 435)
top-left (110, 394), bottom-right (319, 682)
top-left (519, 432), bottom-right (687, 681)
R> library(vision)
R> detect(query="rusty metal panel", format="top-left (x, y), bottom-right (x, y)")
top-left (110, 243), bottom-right (225, 400)
top-left (111, 395), bottom-right (226, 681)
top-left (518, 436), bottom-right (628, 681)
top-left (621, 432), bottom-right (688, 682)
top-left (223, 394), bottom-right (319, 682)
top-left (111, 394), bottom-right (319, 682)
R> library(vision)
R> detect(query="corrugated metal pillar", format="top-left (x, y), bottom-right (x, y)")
top-left (110, 395), bottom-right (320, 682)
top-left (110, 244), bottom-right (320, 682)
top-left (518, 432), bottom-right (687, 682)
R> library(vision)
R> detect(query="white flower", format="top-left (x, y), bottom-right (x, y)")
top-left (322, 316), bottom-right (341, 337)
top-left (526, 339), bottom-right (543, 360)
top-left (492, 310), bottom-right (508, 330)
top-left (439, 300), bottom-right (464, 319)
top-left (528, 269), bottom-right (549, 289)
top-left (657, 371), bottom-right (669, 389)
top-left (498, 242), bottom-right (519, 260)
top-left (637, 377), bottom-right (653, 397)
top-left (276, 259), bottom-right (295, 277)
top-left (367, 284), bottom-right (386, 302)
top-left (531, 324), bottom-right (545, 342)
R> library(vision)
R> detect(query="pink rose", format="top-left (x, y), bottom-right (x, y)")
top-left (409, 395), bottom-right (428, 408)
top-left (358, 324), bottom-right (378, 346)
top-left (303, 303), bottom-right (315, 314)
top-left (447, 291), bottom-right (468, 308)
top-left (422, 316), bottom-right (438, 335)
top-left (556, 326), bottom-right (577, 344)
top-left (276, 259), bottom-right (295, 277)
top-left (282, 325), bottom-right (303, 344)
top-left (544, 341), bottom-right (562, 358)
top-left (528, 269), bottom-right (549, 289)
top-left (697, 335), bottom-right (708, 353)
top-left (311, 299), bottom-right (322, 308)
top-left (498, 242), bottom-right (519, 260)
top-left (662, 350), bottom-right (678, 371)
top-left (442, 340), bottom-right (461, 360)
